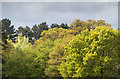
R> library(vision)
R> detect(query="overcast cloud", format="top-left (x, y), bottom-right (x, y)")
top-left (1, 0), bottom-right (119, 2)
top-left (118, 2), bottom-right (120, 28)
top-left (2, 2), bottom-right (118, 29)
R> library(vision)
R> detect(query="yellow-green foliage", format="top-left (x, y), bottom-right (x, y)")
top-left (70, 19), bottom-right (86, 31)
top-left (3, 47), bottom-right (45, 77)
top-left (118, 30), bottom-right (120, 77)
top-left (40, 27), bottom-right (77, 41)
top-left (40, 27), bottom-right (76, 77)
top-left (33, 39), bottom-right (55, 77)
top-left (40, 28), bottom-right (68, 41)
top-left (44, 36), bottom-right (73, 77)
top-left (2, 19), bottom-right (118, 78)
top-left (1, 39), bottom-right (15, 63)
top-left (13, 33), bottom-right (31, 50)
top-left (3, 35), bottom-right (54, 77)
top-left (70, 19), bottom-right (111, 34)
top-left (58, 26), bottom-right (118, 78)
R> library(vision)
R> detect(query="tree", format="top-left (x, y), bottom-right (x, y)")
top-left (1, 39), bottom-right (15, 64)
top-left (70, 19), bottom-right (111, 34)
top-left (32, 24), bottom-right (40, 40)
top-left (13, 33), bottom-right (31, 50)
top-left (1, 18), bottom-right (15, 35)
top-left (44, 36), bottom-right (74, 77)
top-left (3, 47), bottom-right (45, 77)
top-left (40, 27), bottom-right (83, 41)
top-left (0, 19), bottom-right (15, 63)
top-left (58, 26), bottom-right (118, 78)
top-left (3, 34), bottom-right (53, 77)
top-left (60, 23), bottom-right (69, 29)
top-left (1, 18), bottom-right (16, 42)
top-left (86, 19), bottom-right (96, 31)
top-left (50, 23), bottom-right (69, 29)
top-left (70, 19), bottom-right (86, 32)
top-left (38, 22), bottom-right (49, 30)
top-left (50, 23), bottom-right (59, 28)
top-left (118, 29), bottom-right (120, 78)
top-left (32, 22), bottom-right (49, 40)
top-left (0, 20), bottom-right (2, 39)
top-left (32, 39), bottom-right (55, 77)
top-left (17, 26), bottom-right (33, 42)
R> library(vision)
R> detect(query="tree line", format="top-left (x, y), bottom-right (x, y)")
top-left (0, 18), bottom-right (70, 44)
top-left (0, 18), bottom-right (120, 78)
top-left (0, 18), bottom-right (112, 43)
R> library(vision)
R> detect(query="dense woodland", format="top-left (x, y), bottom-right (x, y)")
top-left (0, 18), bottom-right (120, 78)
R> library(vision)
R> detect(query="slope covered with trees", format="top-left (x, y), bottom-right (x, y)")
top-left (0, 18), bottom-right (119, 78)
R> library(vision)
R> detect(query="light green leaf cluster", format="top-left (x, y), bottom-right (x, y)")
top-left (13, 33), bottom-right (31, 50)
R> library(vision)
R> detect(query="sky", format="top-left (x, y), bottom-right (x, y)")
top-left (119, 2), bottom-right (120, 28)
top-left (1, 0), bottom-right (119, 30)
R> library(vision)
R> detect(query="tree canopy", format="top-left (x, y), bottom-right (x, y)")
top-left (58, 26), bottom-right (118, 78)
top-left (1, 18), bottom-right (119, 78)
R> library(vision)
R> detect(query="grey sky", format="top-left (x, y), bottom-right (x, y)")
top-left (118, 2), bottom-right (120, 28)
top-left (1, 0), bottom-right (119, 2)
top-left (1, 2), bottom-right (118, 29)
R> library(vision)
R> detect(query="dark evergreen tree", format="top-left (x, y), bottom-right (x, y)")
top-left (60, 23), bottom-right (69, 29)
top-left (50, 23), bottom-right (60, 28)
top-left (1, 18), bottom-right (16, 42)
top-left (32, 22), bottom-right (49, 40)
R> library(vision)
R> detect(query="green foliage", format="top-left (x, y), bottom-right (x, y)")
top-left (3, 35), bottom-right (54, 77)
top-left (17, 26), bottom-right (33, 42)
top-left (50, 23), bottom-right (59, 28)
top-left (1, 18), bottom-right (15, 35)
top-left (13, 33), bottom-right (31, 50)
top-left (50, 23), bottom-right (69, 29)
top-left (3, 48), bottom-right (44, 77)
top-left (118, 29), bottom-right (120, 78)
top-left (1, 39), bottom-right (15, 63)
top-left (44, 36), bottom-right (73, 77)
top-left (40, 27), bottom-right (79, 42)
top-left (58, 26), bottom-right (118, 78)
top-left (16, 22), bottom-right (49, 41)
top-left (40, 27), bottom-right (76, 77)
top-left (70, 19), bottom-right (111, 34)
top-left (32, 22), bottom-right (49, 40)
top-left (1, 18), bottom-right (15, 42)
top-left (33, 39), bottom-right (55, 77)
top-left (60, 23), bottom-right (69, 29)
top-left (39, 27), bottom-right (77, 77)
top-left (40, 28), bottom-right (68, 41)
top-left (2, 18), bottom-right (118, 78)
